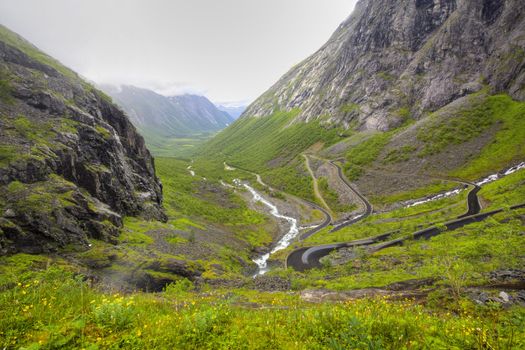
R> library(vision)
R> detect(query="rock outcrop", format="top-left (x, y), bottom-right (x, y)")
top-left (244, 0), bottom-right (525, 131)
top-left (0, 25), bottom-right (166, 254)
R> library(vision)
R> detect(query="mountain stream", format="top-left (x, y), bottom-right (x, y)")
top-left (242, 183), bottom-right (300, 276)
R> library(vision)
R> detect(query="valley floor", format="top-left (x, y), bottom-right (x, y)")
top-left (1, 155), bottom-right (524, 349)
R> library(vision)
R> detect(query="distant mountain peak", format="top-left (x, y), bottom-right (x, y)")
top-left (100, 85), bottom-right (234, 155)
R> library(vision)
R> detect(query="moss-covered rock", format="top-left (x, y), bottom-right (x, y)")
top-left (0, 25), bottom-right (166, 254)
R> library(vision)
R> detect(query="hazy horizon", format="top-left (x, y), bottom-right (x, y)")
top-left (0, 0), bottom-right (358, 104)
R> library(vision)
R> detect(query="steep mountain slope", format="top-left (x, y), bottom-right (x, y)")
top-left (0, 25), bottom-right (165, 254)
top-left (103, 85), bottom-right (234, 155)
top-left (245, 0), bottom-right (525, 130)
top-left (202, 0), bottom-right (525, 203)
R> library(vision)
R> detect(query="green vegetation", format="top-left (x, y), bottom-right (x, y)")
top-left (383, 145), bottom-right (417, 163)
top-left (478, 166), bottom-right (525, 209)
top-left (13, 115), bottom-right (55, 145)
top-left (200, 110), bottom-right (344, 171)
top-left (1, 115), bottom-right (80, 169)
top-left (0, 78), bottom-right (13, 104)
top-left (138, 129), bottom-right (215, 158)
top-left (0, 145), bottom-right (21, 168)
top-left (393, 106), bottom-right (411, 125)
top-left (293, 189), bottom-right (468, 249)
top-left (451, 94), bottom-right (525, 179)
top-left (340, 103), bottom-right (360, 114)
top-left (395, 107), bottom-right (410, 120)
top-left (198, 110), bottom-right (345, 201)
top-left (119, 218), bottom-right (157, 246)
top-left (376, 71), bottom-right (396, 81)
top-left (343, 132), bottom-right (392, 180)
top-left (417, 96), bottom-right (496, 157)
top-left (1, 127), bottom-right (524, 349)
top-left (371, 180), bottom-right (458, 206)
top-left (262, 158), bottom-right (316, 202)
top-left (318, 177), bottom-right (356, 213)
top-left (280, 208), bottom-right (525, 291)
top-left (1, 248), bottom-right (523, 349)
top-left (156, 158), bottom-right (266, 226)
top-left (57, 118), bottom-right (79, 134)
top-left (3, 175), bottom-right (77, 214)
top-left (90, 157), bottom-right (276, 279)
top-left (331, 94), bottom-right (525, 194)
top-left (169, 218), bottom-right (205, 231)
top-left (94, 125), bottom-right (112, 140)
top-left (166, 235), bottom-right (189, 245)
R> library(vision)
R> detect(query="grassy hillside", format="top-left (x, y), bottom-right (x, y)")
top-left (271, 166), bottom-right (525, 288)
top-left (324, 93), bottom-right (525, 207)
top-left (197, 93), bottom-right (525, 212)
top-left (1, 259), bottom-right (523, 349)
top-left (200, 110), bottom-right (346, 170)
top-left (1, 166), bottom-right (524, 349)
top-left (198, 110), bottom-right (348, 201)
top-left (39, 157), bottom-right (282, 291)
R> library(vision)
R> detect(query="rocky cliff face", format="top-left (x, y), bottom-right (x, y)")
top-left (244, 0), bottom-right (525, 130)
top-left (0, 25), bottom-right (166, 254)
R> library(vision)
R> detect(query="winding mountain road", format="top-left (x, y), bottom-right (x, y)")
top-left (352, 166), bottom-right (481, 218)
top-left (286, 180), bottom-right (511, 272)
top-left (286, 231), bottom-right (398, 271)
top-left (227, 159), bottom-right (487, 273)
top-left (301, 154), bottom-right (373, 230)
top-left (328, 160), bottom-right (373, 232)
top-left (458, 183), bottom-right (481, 218)
top-left (286, 164), bottom-right (487, 271)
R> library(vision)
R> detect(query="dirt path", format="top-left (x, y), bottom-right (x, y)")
top-left (304, 154), bottom-right (373, 228)
top-left (302, 154), bottom-right (333, 216)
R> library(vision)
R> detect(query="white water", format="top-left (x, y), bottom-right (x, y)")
top-left (187, 165), bottom-right (195, 177)
top-left (405, 161), bottom-right (525, 208)
top-left (243, 184), bottom-right (299, 276)
top-left (406, 188), bottom-right (465, 208)
top-left (476, 161), bottom-right (525, 186)
top-left (333, 213), bottom-right (363, 230)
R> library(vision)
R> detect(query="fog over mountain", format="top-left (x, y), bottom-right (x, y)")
top-left (0, 0), bottom-right (357, 104)
top-left (101, 84), bottom-right (234, 155)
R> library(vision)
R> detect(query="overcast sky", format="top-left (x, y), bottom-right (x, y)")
top-left (0, 0), bottom-right (358, 104)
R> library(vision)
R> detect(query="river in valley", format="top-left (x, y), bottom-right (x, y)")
top-left (242, 184), bottom-right (300, 276)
